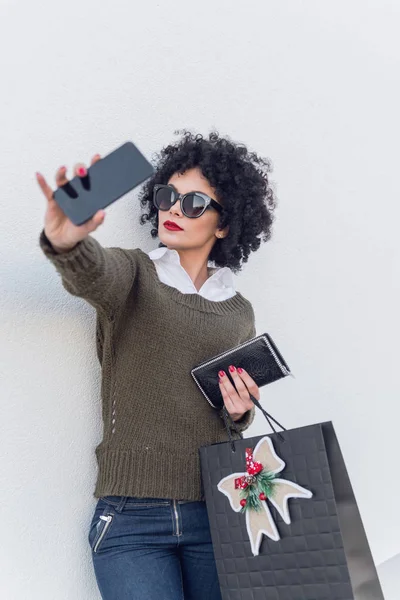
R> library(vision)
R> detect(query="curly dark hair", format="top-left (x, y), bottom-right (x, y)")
top-left (138, 130), bottom-right (277, 274)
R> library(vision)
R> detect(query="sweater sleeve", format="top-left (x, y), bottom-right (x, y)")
top-left (39, 229), bottom-right (137, 319)
top-left (231, 405), bottom-right (256, 432)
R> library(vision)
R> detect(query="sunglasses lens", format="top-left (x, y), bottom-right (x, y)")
top-left (154, 186), bottom-right (175, 210)
top-left (154, 187), bottom-right (208, 217)
top-left (182, 193), bottom-right (206, 217)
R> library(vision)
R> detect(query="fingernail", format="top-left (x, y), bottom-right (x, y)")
top-left (229, 365), bottom-right (236, 373)
top-left (218, 370), bottom-right (225, 378)
top-left (237, 367), bottom-right (243, 374)
top-left (78, 167), bottom-right (86, 176)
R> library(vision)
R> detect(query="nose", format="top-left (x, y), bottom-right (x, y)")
top-left (169, 196), bottom-right (183, 217)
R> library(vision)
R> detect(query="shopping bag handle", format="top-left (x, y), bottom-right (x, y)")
top-left (222, 393), bottom-right (286, 453)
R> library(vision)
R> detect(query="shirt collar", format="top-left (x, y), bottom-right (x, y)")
top-left (148, 246), bottom-right (180, 264)
top-left (148, 246), bottom-right (235, 286)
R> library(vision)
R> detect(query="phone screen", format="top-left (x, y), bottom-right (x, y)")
top-left (53, 141), bottom-right (155, 226)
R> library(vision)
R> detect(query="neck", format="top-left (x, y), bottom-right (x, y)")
top-left (173, 244), bottom-right (214, 292)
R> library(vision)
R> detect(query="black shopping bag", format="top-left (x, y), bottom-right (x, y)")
top-left (199, 420), bottom-right (384, 600)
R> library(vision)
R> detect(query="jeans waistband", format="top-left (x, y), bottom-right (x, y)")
top-left (100, 495), bottom-right (199, 512)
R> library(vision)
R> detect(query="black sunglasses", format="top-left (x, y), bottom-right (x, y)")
top-left (153, 184), bottom-right (223, 218)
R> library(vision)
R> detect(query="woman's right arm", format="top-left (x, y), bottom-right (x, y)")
top-left (37, 155), bottom-right (136, 318)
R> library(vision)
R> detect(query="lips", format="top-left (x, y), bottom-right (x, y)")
top-left (164, 221), bottom-right (183, 231)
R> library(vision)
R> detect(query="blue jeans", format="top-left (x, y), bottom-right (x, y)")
top-left (88, 495), bottom-right (222, 600)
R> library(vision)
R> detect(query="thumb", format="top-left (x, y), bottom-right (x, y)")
top-left (84, 210), bottom-right (105, 235)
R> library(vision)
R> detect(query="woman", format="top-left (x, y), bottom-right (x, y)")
top-left (36, 130), bottom-right (277, 600)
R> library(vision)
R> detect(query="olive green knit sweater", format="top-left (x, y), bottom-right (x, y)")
top-left (39, 230), bottom-right (256, 501)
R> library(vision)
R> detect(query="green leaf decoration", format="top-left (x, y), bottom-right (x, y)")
top-left (258, 470), bottom-right (276, 499)
top-left (239, 468), bottom-right (276, 513)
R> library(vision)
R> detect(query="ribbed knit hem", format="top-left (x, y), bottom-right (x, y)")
top-left (228, 405), bottom-right (256, 432)
top-left (39, 229), bottom-right (104, 275)
top-left (93, 446), bottom-right (207, 501)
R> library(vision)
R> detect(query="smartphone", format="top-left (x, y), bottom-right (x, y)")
top-left (53, 141), bottom-right (155, 226)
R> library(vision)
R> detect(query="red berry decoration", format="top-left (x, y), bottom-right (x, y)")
top-left (259, 492), bottom-right (266, 501)
top-left (240, 499), bottom-right (247, 507)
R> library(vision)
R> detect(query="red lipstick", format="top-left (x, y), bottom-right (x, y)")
top-left (164, 220), bottom-right (183, 231)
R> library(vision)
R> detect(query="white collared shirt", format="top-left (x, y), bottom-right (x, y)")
top-left (147, 246), bottom-right (236, 301)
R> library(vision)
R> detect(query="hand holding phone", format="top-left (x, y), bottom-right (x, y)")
top-left (36, 141), bottom-right (155, 252)
top-left (36, 154), bottom-right (105, 253)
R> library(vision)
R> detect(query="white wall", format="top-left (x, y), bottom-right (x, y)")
top-left (1, 0), bottom-right (399, 597)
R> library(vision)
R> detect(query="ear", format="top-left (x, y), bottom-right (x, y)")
top-left (216, 225), bottom-right (229, 239)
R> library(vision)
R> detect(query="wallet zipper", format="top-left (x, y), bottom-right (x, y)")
top-left (191, 334), bottom-right (292, 409)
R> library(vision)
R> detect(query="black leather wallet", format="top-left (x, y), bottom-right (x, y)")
top-left (191, 332), bottom-right (293, 410)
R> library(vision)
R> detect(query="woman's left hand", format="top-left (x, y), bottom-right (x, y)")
top-left (218, 365), bottom-right (260, 421)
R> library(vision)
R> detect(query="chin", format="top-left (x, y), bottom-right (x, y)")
top-left (158, 232), bottom-right (176, 248)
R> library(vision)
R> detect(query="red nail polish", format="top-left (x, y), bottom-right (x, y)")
top-left (237, 367), bottom-right (243, 374)
top-left (229, 365), bottom-right (236, 372)
top-left (218, 370), bottom-right (225, 378)
top-left (78, 167), bottom-right (86, 176)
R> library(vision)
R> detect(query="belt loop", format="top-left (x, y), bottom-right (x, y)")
top-left (115, 496), bottom-right (128, 513)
